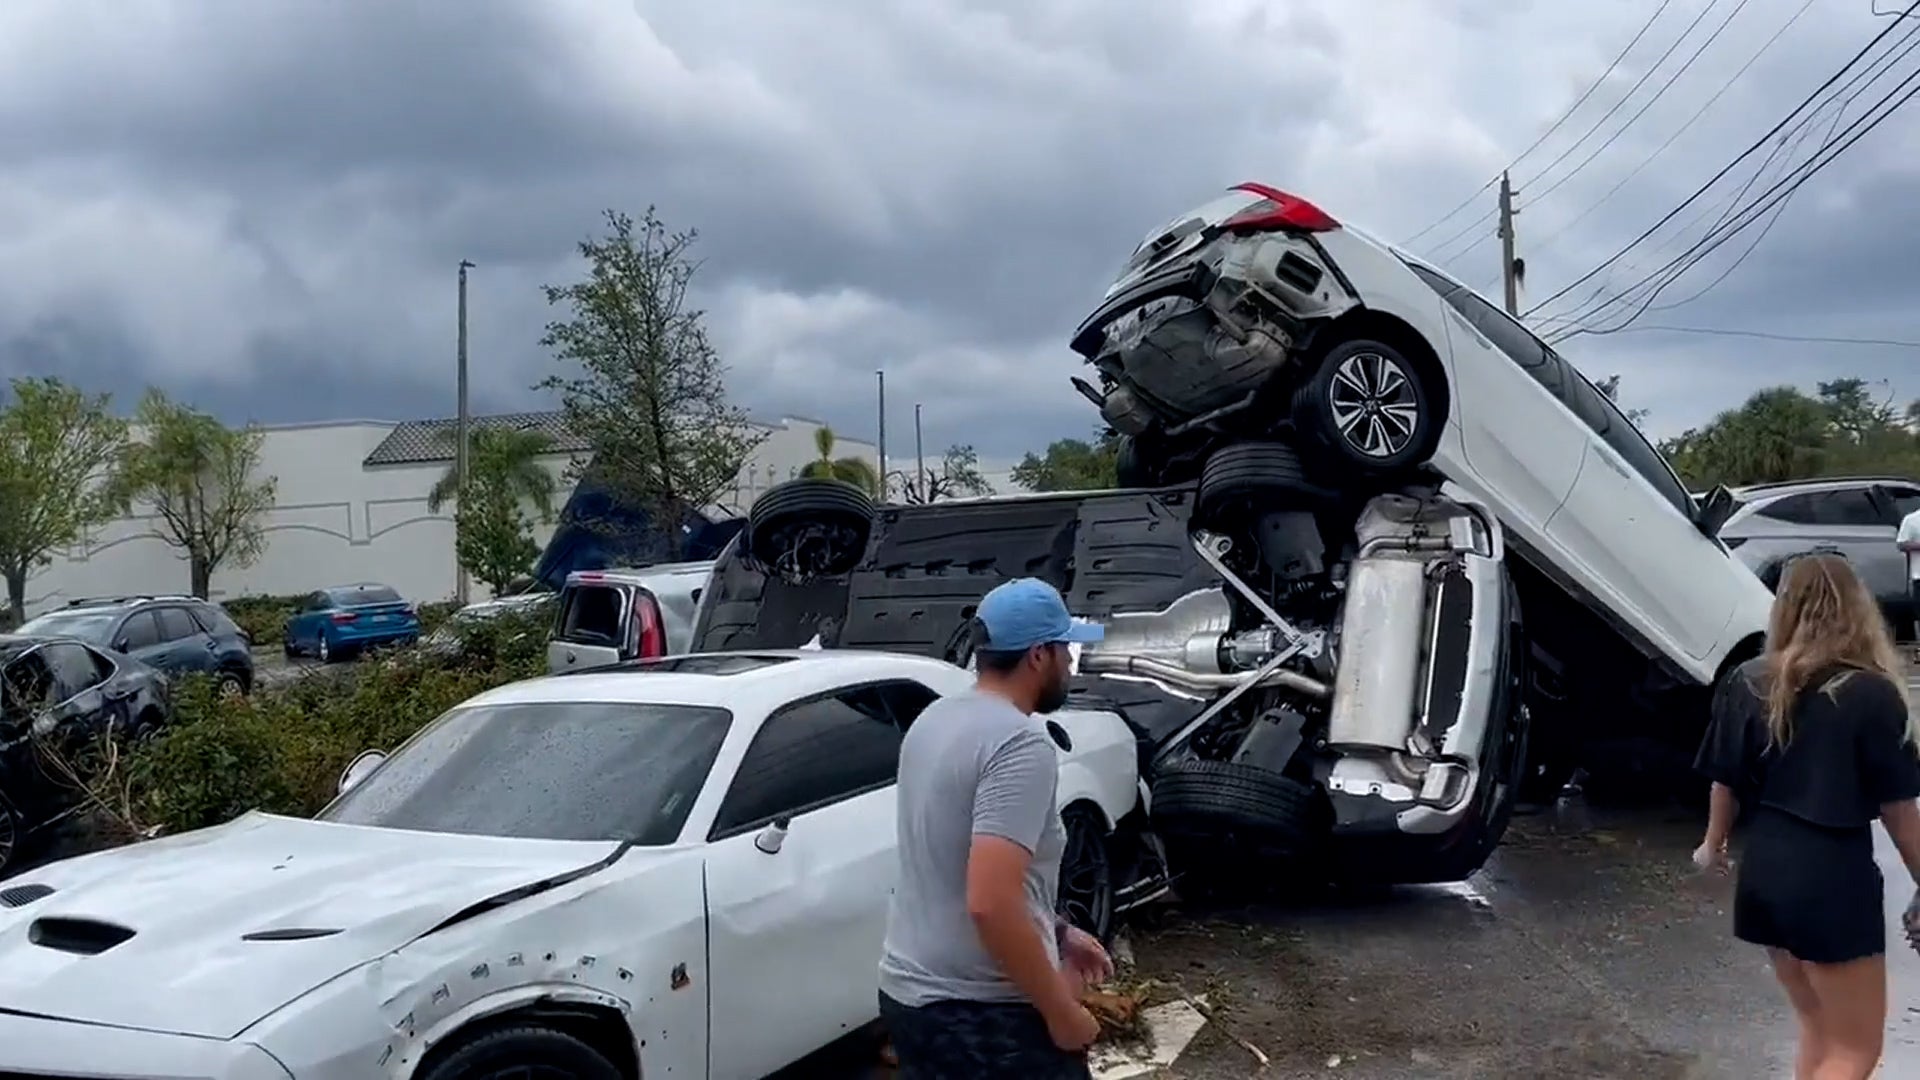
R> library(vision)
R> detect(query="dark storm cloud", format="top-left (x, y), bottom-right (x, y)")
top-left (0, 0), bottom-right (1915, 457)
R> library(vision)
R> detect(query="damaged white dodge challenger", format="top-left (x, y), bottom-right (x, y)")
top-left (0, 651), bottom-right (1140, 1080)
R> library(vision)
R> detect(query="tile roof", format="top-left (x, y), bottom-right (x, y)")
top-left (362, 410), bottom-right (589, 467)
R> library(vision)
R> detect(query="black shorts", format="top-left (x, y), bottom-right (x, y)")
top-left (1734, 807), bottom-right (1884, 965)
top-left (879, 991), bottom-right (1092, 1080)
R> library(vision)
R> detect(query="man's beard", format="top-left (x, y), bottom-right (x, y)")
top-left (1035, 676), bottom-right (1070, 715)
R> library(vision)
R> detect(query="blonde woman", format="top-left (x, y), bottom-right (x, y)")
top-left (1694, 553), bottom-right (1920, 1079)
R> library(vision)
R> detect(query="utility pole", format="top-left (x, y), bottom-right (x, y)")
top-left (455, 259), bottom-right (474, 605)
top-left (1498, 172), bottom-right (1520, 316)
top-left (914, 403), bottom-right (926, 500)
top-left (875, 370), bottom-right (887, 501)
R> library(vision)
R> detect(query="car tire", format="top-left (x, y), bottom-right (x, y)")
top-left (316, 635), bottom-right (333, 664)
top-left (282, 639), bottom-right (297, 660)
top-left (1150, 760), bottom-right (1329, 861)
top-left (746, 478), bottom-right (876, 580)
top-left (1291, 339), bottom-right (1438, 474)
top-left (1193, 441), bottom-right (1330, 526)
top-left (418, 1025), bottom-right (622, 1080)
top-left (215, 668), bottom-right (248, 698)
top-left (1055, 803), bottom-right (1115, 945)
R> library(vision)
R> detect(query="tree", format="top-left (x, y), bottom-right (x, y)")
top-left (797, 426), bottom-right (879, 495)
top-left (1011, 431), bottom-right (1120, 492)
top-left (1595, 374), bottom-right (1651, 427)
top-left (0, 378), bottom-right (131, 622)
top-left (1659, 380), bottom-right (1920, 489)
top-left (538, 208), bottom-right (764, 556)
top-left (120, 391), bottom-right (277, 598)
top-left (427, 426), bottom-right (558, 594)
top-left (898, 444), bottom-right (994, 504)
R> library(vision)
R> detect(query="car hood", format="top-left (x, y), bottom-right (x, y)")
top-left (0, 812), bottom-right (632, 1039)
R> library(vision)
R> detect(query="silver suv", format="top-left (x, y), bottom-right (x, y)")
top-left (1719, 476), bottom-right (1920, 635)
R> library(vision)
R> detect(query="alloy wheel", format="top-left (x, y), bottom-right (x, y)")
top-left (1328, 351), bottom-right (1421, 459)
top-left (317, 636), bottom-right (331, 663)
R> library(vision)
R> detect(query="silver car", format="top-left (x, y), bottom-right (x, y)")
top-left (1718, 475), bottom-right (1920, 634)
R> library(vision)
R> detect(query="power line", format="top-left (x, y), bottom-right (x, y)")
top-left (1550, 13), bottom-right (1918, 319)
top-left (1544, 52), bottom-right (1917, 348)
top-left (1521, 0), bottom-right (1736, 198)
top-left (1529, 0), bottom-right (1805, 249)
top-left (1432, 0), bottom-right (1750, 269)
top-left (1544, 28), bottom-right (1920, 338)
top-left (1401, 0), bottom-right (1680, 245)
top-left (1523, 0), bottom-right (1920, 318)
top-left (1606, 324), bottom-right (1920, 348)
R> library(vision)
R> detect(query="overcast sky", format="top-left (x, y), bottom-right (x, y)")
top-left (2, 0), bottom-right (1915, 463)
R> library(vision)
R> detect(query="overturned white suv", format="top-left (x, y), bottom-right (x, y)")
top-left (702, 182), bottom-right (1774, 889)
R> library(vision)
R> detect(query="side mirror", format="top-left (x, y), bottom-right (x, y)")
top-left (338, 749), bottom-right (387, 794)
top-left (1695, 485), bottom-right (1739, 539)
top-left (111, 638), bottom-right (129, 653)
top-left (753, 815), bottom-right (793, 855)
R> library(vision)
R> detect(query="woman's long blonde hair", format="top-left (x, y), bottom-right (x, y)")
top-left (1762, 552), bottom-right (1912, 748)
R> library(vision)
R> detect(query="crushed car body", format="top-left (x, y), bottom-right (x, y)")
top-left (0, 650), bottom-right (1140, 1079)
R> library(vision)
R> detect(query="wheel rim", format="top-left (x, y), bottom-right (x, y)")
top-left (318, 638), bottom-right (330, 661)
top-left (218, 674), bottom-right (243, 697)
top-left (1329, 351), bottom-right (1420, 458)
top-left (1056, 811), bottom-right (1112, 938)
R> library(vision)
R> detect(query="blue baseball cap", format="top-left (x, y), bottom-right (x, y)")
top-left (976, 578), bottom-right (1104, 652)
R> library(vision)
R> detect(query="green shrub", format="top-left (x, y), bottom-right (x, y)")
top-left (219, 593), bottom-right (307, 647)
top-left (69, 608), bottom-right (552, 839)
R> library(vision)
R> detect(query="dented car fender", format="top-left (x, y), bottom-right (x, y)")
top-left (242, 848), bottom-right (713, 1080)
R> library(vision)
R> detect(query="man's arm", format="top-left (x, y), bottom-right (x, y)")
top-left (965, 730), bottom-right (1093, 1045)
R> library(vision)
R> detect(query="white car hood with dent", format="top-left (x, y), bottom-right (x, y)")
top-left (0, 811), bottom-right (629, 1040)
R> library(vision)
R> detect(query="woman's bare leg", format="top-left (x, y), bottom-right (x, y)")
top-left (1803, 953), bottom-right (1887, 1080)
top-left (1769, 949), bottom-right (1827, 1080)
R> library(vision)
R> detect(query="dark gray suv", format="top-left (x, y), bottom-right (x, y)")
top-left (15, 596), bottom-right (255, 696)
top-left (1718, 476), bottom-right (1920, 637)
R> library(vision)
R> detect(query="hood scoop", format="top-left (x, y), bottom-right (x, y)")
top-left (0, 883), bottom-right (54, 908)
top-left (29, 917), bottom-right (136, 956)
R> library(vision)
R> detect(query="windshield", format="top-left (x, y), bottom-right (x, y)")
top-left (320, 701), bottom-right (732, 844)
top-left (16, 609), bottom-right (120, 645)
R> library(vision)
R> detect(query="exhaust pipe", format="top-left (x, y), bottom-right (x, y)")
top-left (1080, 653), bottom-right (1330, 700)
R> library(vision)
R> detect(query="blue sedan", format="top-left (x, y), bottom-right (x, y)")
top-left (283, 584), bottom-right (421, 663)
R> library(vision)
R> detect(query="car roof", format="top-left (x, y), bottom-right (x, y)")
top-left (462, 649), bottom-right (967, 712)
top-left (1734, 475), bottom-right (1916, 498)
top-left (54, 595), bottom-right (200, 611)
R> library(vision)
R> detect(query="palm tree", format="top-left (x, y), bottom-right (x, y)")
top-left (798, 426), bottom-right (879, 496)
top-left (427, 425), bottom-right (558, 518)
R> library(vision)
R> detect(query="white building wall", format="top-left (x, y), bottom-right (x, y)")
top-left (24, 415), bottom-right (875, 617)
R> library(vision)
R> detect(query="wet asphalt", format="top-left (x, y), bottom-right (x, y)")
top-left (1109, 669), bottom-right (1920, 1080)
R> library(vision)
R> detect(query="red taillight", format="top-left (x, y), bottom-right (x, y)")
top-left (331, 612), bottom-right (357, 624)
top-left (629, 594), bottom-right (666, 659)
top-left (1222, 182), bottom-right (1338, 233)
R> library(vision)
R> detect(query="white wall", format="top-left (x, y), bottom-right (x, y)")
top-left (23, 415), bottom-right (877, 617)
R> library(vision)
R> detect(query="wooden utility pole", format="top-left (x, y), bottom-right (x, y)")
top-left (1498, 173), bottom-right (1520, 316)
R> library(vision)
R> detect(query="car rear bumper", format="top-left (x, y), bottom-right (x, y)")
top-left (330, 621), bottom-right (419, 646)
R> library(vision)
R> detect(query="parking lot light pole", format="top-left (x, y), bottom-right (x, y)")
top-left (455, 259), bottom-right (474, 606)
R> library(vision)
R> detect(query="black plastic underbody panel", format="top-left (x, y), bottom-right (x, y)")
top-left (692, 488), bottom-right (1218, 741)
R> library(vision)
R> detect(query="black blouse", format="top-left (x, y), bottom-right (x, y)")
top-left (1693, 658), bottom-right (1920, 829)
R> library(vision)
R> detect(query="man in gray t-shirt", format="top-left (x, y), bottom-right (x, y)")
top-left (878, 578), bottom-right (1112, 1077)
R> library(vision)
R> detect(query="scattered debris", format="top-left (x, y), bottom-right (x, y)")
top-left (1184, 993), bottom-right (1268, 1070)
